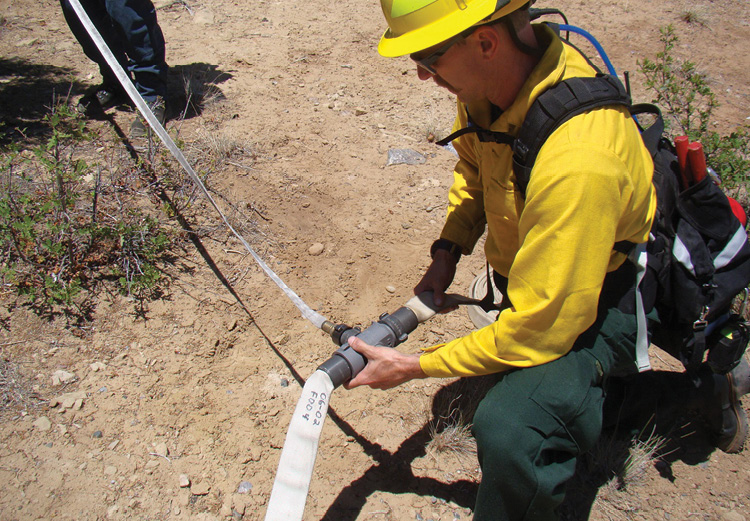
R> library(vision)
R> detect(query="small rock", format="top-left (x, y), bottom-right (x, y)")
top-left (191, 481), bottom-right (211, 495)
top-left (108, 440), bottom-right (120, 450)
top-left (237, 480), bottom-right (253, 494)
top-left (50, 390), bottom-right (86, 409)
top-left (385, 285), bottom-right (396, 293)
top-left (179, 474), bottom-right (191, 488)
top-left (16, 37), bottom-right (39, 47)
top-left (51, 369), bottom-right (76, 386)
top-left (193, 8), bottom-right (214, 24)
top-left (308, 243), bottom-right (325, 256)
top-left (280, 378), bottom-right (289, 387)
top-left (355, 108), bottom-right (367, 116)
top-left (153, 442), bottom-right (169, 456)
top-left (33, 416), bottom-right (52, 431)
top-left (90, 362), bottom-right (106, 372)
top-left (92, 430), bottom-right (103, 438)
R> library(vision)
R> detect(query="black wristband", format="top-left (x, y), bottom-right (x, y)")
top-left (430, 239), bottom-right (462, 263)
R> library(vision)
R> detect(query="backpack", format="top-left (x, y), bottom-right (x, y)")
top-left (439, 72), bottom-right (750, 374)
top-left (516, 75), bottom-right (750, 374)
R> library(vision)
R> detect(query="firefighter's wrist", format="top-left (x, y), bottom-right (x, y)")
top-left (430, 239), bottom-right (462, 263)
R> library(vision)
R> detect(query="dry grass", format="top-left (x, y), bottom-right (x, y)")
top-left (680, 10), bottom-right (707, 26)
top-left (586, 427), bottom-right (667, 520)
top-left (424, 376), bottom-right (497, 462)
top-left (426, 414), bottom-right (477, 461)
top-left (620, 428), bottom-right (668, 487)
top-left (0, 355), bottom-right (44, 418)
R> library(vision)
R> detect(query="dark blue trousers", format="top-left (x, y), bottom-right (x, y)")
top-left (60, 0), bottom-right (167, 102)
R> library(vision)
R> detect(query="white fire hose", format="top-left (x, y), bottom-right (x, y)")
top-left (264, 292), bottom-right (478, 520)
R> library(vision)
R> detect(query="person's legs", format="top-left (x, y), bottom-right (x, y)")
top-left (104, 0), bottom-right (167, 102)
top-left (471, 296), bottom-right (639, 520)
top-left (472, 350), bottom-right (605, 521)
top-left (60, 0), bottom-right (130, 88)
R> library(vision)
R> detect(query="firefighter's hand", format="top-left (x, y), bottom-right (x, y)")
top-left (344, 336), bottom-right (427, 390)
top-left (414, 249), bottom-right (457, 310)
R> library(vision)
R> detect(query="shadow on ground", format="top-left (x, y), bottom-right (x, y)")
top-left (321, 377), bottom-right (493, 520)
top-left (0, 57), bottom-right (232, 146)
top-left (560, 369), bottom-right (721, 520)
top-left (322, 369), bottom-right (724, 521)
top-left (0, 57), bottom-right (82, 143)
top-left (167, 62), bottom-right (232, 121)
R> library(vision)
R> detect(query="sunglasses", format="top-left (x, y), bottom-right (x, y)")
top-left (410, 28), bottom-right (474, 75)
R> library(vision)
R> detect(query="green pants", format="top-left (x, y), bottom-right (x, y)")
top-left (471, 299), bottom-right (639, 520)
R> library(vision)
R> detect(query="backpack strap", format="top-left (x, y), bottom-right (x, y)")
top-left (513, 74), bottom-right (631, 198)
top-left (436, 112), bottom-right (515, 147)
top-left (629, 103), bottom-right (664, 156)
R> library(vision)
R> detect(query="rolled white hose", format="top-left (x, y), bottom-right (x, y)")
top-left (264, 370), bottom-right (335, 520)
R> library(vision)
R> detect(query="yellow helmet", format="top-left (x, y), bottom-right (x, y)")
top-left (378, 0), bottom-right (531, 58)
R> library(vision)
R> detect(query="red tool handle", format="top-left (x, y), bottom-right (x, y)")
top-left (728, 197), bottom-right (748, 227)
top-left (674, 135), bottom-right (691, 189)
top-left (687, 142), bottom-right (707, 184)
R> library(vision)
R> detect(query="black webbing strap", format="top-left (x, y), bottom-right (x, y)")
top-left (513, 74), bottom-right (631, 197)
top-left (629, 103), bottom-right (664, 156)
top-left (436, 123), bottom-right (514, 147)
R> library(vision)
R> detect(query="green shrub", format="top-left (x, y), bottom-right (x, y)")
top-left (0, 102), bottom-right (176, 317)
top-left (639, 25), bottom-right (749, 197)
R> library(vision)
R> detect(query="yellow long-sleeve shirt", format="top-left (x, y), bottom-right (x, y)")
top-left (420, 25), bottom-right (657, 378)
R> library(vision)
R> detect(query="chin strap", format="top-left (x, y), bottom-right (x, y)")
top-left (504, 16), bottom-right (545, 57)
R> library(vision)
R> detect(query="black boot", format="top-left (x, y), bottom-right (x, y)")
top-left (695, 357), bottom-right (750, 453)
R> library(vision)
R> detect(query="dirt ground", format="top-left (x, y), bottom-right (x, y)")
top-left (1, 0), bottom-right (750, 520)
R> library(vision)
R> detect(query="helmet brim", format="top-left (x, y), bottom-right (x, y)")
top-left (378, 0), bottom-right (525, 57)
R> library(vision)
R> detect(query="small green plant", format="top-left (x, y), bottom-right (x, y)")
top-left (110, 215), bottom-right (171, 297)
top-left (639, 25), bottom-right (750, 196)
top-left (0, 101), bottom-right (177, 319)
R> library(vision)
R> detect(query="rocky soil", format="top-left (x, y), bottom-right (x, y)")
top-left (1, 0), bottom-right (749, 520)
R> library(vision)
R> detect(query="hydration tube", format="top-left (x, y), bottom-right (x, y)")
top-left (265, 291), bottom-right (479, 520)
top-left (558, 24), bottom-right (618, 76)
top-left (67, 0), bottom-right (328, 330)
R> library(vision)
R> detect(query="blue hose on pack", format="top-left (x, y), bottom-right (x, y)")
top-left (558, 24), bottom-right (618, 77)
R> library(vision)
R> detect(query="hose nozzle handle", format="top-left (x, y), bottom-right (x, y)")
top-left (403, 291), bottom-right (484, 323)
